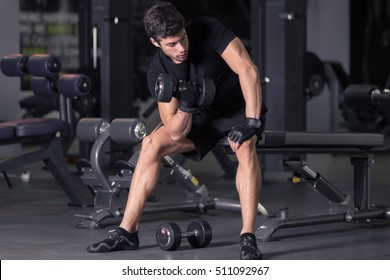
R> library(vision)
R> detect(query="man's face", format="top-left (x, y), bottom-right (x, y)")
top-left (151, 29), bottom-right (189, 64)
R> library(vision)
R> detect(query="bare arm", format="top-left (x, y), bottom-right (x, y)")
top-left (221, 37), bottom-right (262, 151)
top-left (221, 37), bottom-right (262, 119)
top-left (157, 98), bottom-right (192, 142)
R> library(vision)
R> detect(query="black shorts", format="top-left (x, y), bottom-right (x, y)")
top-left (182, 106), bottom-right (267, 161)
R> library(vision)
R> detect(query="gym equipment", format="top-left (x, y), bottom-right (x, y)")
top-left (156, 219), bottom-right (212, 251)
top-left (0, 54), bottom-right (29, 76)
top-left (155, 73), bottom-right (215, 106)
top-left (26, 54), bottom-right (61, 78)
top-left (75, 118), bottom-right (147, 227)
top-left (0, 54), bottom-right (93, 206)
top-left (75, 119), bottom-right (269, 228)
top-left (216, 83), bottom-right (390, 241)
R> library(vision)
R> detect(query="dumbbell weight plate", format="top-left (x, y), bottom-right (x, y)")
top-left (109, 118), bottom-right (147, 144)
top-left (0, 54), bottom-right (29, 76)
top-left (27, 54), bottom-right (61, 78)
top-left (156, 222), bottom-right (182, 251)
top-left (198, 78), bottom-right (215, 107)
top-left (186, 219), bottom-right (212, 248)
top-left (76, 118), bottom-right (110, 142)
top-left (155, 74), bottom-right (174, 102)
top-left (57, 74), bottom-right (91, 97)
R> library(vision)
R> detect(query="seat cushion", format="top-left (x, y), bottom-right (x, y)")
top-left (0, 125), bottom-right (15, 140)
top-left (1, 118), bottom-right (64, 137)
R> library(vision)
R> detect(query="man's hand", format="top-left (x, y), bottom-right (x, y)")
top-left (174, 81), bottom-right (199, 113)
top-left (228, 118), bottom-right (262, 152)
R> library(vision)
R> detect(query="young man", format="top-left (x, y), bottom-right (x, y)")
top-left (87, 1), bottom-right (267, 260)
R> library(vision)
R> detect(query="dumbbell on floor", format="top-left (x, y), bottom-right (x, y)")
top-left (155, 74), bottom-right (215, 107)
top-left (156, 219), bottom-right (212, 251)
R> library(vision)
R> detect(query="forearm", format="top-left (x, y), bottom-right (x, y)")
top-left (165, 109), bottom-right (193, 141)
top-left (239, 64), bottom-right (262, 120)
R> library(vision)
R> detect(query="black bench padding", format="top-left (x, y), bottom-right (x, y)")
top-left (0, 126), bottom-right (14, 140)
top-left (1, 118), bottom-right (63, 137)
top-left (220, 131), bottom-right (385, 148)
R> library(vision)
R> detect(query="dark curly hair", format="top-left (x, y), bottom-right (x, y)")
top-left (143, 2), bottom-right (185, 43)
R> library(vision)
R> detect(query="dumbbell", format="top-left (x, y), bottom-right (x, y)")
top-left (155, 74), bottom-right (215, 106)
top-left (156, 219), bottom-right (212, 251)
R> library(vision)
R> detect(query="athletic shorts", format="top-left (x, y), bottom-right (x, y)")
top-left (182, 106), bottom-right (267, 161)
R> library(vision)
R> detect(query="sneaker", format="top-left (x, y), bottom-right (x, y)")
top-left (87, 228), bottom-right (139, 253)
top-left (240, 233), bottom-right (263, 260)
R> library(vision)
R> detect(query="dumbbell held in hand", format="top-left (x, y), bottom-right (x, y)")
top-left (155, 74), bottom-right (215, 107)
top-left (156, 219), bottom-right (212, 251)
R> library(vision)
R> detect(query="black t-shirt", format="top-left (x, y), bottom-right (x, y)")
top-left (147, 17), bottom-right (246, 114)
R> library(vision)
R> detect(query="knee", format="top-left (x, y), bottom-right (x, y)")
top-left (236, 137), bottom-right (257, 159)
top-left (140, 135), bottom-right (162, 158)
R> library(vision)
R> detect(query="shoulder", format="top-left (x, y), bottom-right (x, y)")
top-left (187, 17), bottom-right (236, 55)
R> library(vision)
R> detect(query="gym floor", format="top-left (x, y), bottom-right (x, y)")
top-left (1, 147), bottom-right (390, 260)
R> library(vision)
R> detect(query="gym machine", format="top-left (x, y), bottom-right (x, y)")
top-left (0, 54), bottom-right (93, 206)
top-left (74, 118), bottom-right (269, 229)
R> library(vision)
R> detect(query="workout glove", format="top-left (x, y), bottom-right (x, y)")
top-left (175, 81), bottom-right (199, 113)
top-left (228, 118), bottom-right (262, 144)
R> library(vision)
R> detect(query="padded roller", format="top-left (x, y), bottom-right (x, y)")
top-left (109, 118), bottom-right (147, 144)
top-left (344, 84), bottom-right (379, 110)
top-left (27, 54), bottom-right (61, 78)
top-left (76, 118), bottom-right (110, 142)
top-left (57, 74), bottom-right (91, 97)
top-left (0, 54), bottom-right (29, 76)
top-left (31, 77), bottom-right (59, 96)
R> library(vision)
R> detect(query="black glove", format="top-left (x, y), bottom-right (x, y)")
top-left (228, 118), bottom-right (262, 144)
top-left (175, 81), bottom-right (199, 113)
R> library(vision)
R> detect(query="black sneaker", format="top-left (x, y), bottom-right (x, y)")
top-left (240, 233), bottom-right (263, 260)
top-left (87, 228), bottom-right (139, 253)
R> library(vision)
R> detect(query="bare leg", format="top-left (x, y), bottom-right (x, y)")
top-left (119, 126), bottom-right (195, 233)
top-left (234, 137), bottom-right (261, 234)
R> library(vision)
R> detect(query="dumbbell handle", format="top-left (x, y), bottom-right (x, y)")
top-left (181, 231), bottom-right (198, 238)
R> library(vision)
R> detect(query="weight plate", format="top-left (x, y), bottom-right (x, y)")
top-left (198, 78), bottom-right (215, 107)
top-left (155, 74), bottom-right (174, 102)
top-left (186, 219), bottom-right (212, 248)
top-left (156, 222), bottom-right (182, 251)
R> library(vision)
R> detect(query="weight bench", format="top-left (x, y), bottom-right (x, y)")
top-left (0, 54), bottom-right (94, 206)
top-left (218, 130), bottom-right (390, 241)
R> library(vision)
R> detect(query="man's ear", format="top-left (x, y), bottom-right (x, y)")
top-left (150, 38), bottom-right (160, 48)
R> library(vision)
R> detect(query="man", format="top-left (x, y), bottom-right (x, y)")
top-left (87, 1), bottom-right (267, 260)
